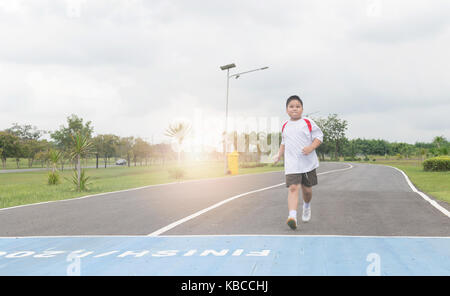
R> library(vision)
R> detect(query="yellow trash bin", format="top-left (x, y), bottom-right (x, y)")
top-left (227, 151), bottom-right (239, 175)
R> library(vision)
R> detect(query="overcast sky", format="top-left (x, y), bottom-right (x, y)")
top-left (0, 0), bottom-right (449, 147)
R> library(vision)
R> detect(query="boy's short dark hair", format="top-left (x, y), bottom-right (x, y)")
top-left (286, 95), bottom-right (303, 108)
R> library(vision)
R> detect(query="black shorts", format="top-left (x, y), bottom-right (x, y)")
top-left (285, 169), bottom-right (318, 188)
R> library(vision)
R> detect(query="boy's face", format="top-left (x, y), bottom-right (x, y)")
top-left (286, 99), bottom-right (303, 120)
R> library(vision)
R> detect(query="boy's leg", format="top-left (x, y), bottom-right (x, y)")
top-left (288, 184), bottom-right (300, 212)
top-left (287, 183), bottom-right (300, 229)
top-left (301, 184), bottom-right (312, 222)
top-left (301, 184), bottom-right (312, 204)
top-left (301, 169), bottom-right (317, 204)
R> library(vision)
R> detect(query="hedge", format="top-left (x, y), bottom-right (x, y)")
top-left (423, 156), bottom-right (450, 172)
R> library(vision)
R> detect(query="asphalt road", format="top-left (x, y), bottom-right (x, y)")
top-left (0, 162), bottom-right (449, 237)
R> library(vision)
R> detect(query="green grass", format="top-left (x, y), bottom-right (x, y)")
top-left (350, 158), bottom-right (450, 204)
top-left (0, 160), bottom-right (283, 209)
top-left (0, 157), bottom-right (110, 170)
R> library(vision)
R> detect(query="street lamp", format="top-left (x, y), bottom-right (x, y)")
top-left (220, 63), bottom-right (269, 174)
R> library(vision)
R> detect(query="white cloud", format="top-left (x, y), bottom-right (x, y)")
top-left (0, 0), bottom-right (449, 144)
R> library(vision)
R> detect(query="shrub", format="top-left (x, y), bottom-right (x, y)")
top-left (66, 169), bottom-right (91, 191)
top-left (343, 157), bottom-right (358, 161)
top-left (168, 167), bottom-right (186, 180)
top-left (423, 156), bottom-right (450, 172)
top-left (47, 172), bottom-right (60, 185)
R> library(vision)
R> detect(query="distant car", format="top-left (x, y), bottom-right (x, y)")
top-left (115, 159), bottom-right (127, 165)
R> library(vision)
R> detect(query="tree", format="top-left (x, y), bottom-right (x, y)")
top-left (314, 118), bottom-right (331, 160)
top-left (164, 121), bottom-right (191, 166)
top-left (35, 150), bottom-right (50, 168)
top-left (48, 149), bottom-right (63, 185)
top-left (92, 136), bottom-right (102, 169)
top-left (6, 123), bottom-right (43, 141)
top-left (132, 138), bottom-right (152, 166)
top-left (143, 141), bottom-right (153, 165)
top-left (0, 131), bottom-right (20, 168)
top-left (433, 136), bottom-right (446, 149)
top-left (49, 150), bottom-right (62, 173)
top-left (93, 134), bottom-right (120, 168)
top-left (21, 139), bottom-right (41, 168)
top-left (152, 143), bottom-right (173, 166)
top-left (324, 114), bottom-right (348, 159)
top-left (314, 114), bottom-right (348, 160)
top-left (417, 148), bottom-right (426, 163)
top-left (51, 114), bottom-right (94, 155)
top-left (5, 123), bottom-right (45, 168)
top-left (117, 137), bottom-right (134, 167)
top-left (69, 132), bottom-right (93, 191)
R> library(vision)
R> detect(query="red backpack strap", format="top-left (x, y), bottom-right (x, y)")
top-left (281, 121), bottom-right (288, 133)
top-left (304, 118), bottom-right (312, 133)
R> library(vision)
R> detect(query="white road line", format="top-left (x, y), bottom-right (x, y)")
top-left (147, 182), bottom-right (285, 237)
top-left (155, 234), bottom-right (450, 239)
top-left (387, 165), bottom-right (450, 219)
top-left (147, 164), bottom-right (354, 236)
top-left (0, 163), bottom-right (349, 212)
top-left (0, 169), bottom-right (284, 212)
top-left (315, 163), bottom-right (353, 175)
top-left (0, 234), bottom-right (448, 239)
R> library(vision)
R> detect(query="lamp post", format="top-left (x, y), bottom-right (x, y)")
top-left (220, 64), bottom-right (269, 174)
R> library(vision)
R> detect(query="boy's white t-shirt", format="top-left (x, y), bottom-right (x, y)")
top-left (281, 117), bottom-right (324, 175)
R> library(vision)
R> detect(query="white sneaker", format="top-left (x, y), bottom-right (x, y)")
top-left (286, 216), bottom-right (297, 230)
top-left (302, 206), bottom-right (311, 222)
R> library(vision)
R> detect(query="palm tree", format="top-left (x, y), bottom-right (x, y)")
top-left (47, 149), bottom-right (62, 185)
top-left (164, 121), bottom-right (191, 166)
top-left (420, 148), bottom-right (426, 161)
top-left (69, 132), bottom-right (93, 191)
top-left (49, 149), bottom-right (62, 173)
top-left (433, 136), bottom-right (446, 149)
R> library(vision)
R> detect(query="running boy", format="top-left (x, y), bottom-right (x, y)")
top-left (273, 95), bottom-right (323, 230)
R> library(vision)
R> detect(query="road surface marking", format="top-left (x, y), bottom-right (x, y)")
top-left (0, 235), bottom-right (448, 275)
top-left (148, 164), bottom-right (353, 236)
top-left (387, 165), bottom-right (450, 218)
top-left (0, 169), bottom-right (284, 212)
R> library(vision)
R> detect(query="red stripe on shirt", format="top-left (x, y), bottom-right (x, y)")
top-left (281, 121), bottom-right (288, 133)
top-left (304, 118), bottom-right (312, 133)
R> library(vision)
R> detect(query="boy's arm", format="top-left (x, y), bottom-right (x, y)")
top-left (311, 138), bottom-right (322, 149)
top-left (278, 144), bottom-right (285, 157)
top-left (273, 144), bottom-right (285, 163)
top-left (302, 138), bottom-right (322, 155)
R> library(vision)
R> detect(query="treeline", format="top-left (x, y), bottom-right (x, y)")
top-left (1, 114), bottom-right (448, 169)
top-left (318, 137), bottom-right (449, 161)
top-left (0, 115), bottom-right (177, 169)
top-left (313, 114), bottom-right (449, 161)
